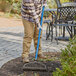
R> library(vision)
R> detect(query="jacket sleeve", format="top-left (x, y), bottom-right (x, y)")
top-left (31, 5), bottom-right (40, 27)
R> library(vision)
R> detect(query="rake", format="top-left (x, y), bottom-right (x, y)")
top-left (23, 0), bottom-right (47, 72)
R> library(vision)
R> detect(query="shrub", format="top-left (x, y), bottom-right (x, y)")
top-left (0, 0), bottom-right (11, 12)
top-left (11, 0), bottom-right (21, 14)
top-left (0, 0), bottom-right (21, 14)
top-left (53, 36), bottom-right (76, 76)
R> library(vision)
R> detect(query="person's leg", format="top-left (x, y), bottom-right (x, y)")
top-left (33, 24), bottom-right (46, 59)
top-left (22, 18), bottom-right (34, 62)
top-left (33, 24), bottom-right (42, 55)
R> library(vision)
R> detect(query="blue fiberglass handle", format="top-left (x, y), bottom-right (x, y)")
top-left (35, 6), bottom-right (45, 60)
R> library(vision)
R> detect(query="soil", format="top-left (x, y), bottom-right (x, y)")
top-left (0, 52), bottom-right (62, 76)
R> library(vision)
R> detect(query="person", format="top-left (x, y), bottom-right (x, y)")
top-left (21, 0), bottom-right (47, 63)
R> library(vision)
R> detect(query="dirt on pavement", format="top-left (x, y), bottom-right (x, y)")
top-left (0, 17), bottom-right (23, 27)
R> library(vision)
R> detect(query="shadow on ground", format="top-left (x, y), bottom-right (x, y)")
top-left (0, 32), bottom-right (23, 37)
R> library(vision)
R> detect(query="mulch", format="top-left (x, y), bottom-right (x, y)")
top-left (0, 52), bottom-right (62, 76)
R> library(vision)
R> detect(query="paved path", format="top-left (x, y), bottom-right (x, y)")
top-left (0, 18), bottom-right (68, 68)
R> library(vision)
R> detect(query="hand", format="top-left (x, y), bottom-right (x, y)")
top-left (37, 24), bottom-right (43, 30)
top-left (43, 3), bottom-right (48, 7)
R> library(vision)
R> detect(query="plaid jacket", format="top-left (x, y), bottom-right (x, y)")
top-left (21, 0), bottom-right (46, 27)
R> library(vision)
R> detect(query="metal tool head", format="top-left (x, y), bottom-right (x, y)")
top-left (23, 61), bottom-right (47, 72)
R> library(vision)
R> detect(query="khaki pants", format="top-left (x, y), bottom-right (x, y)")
top-left (22, 18), bottom-right (42, 58)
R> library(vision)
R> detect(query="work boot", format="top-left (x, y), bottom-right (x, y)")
top-left (38, 54), bottom-right (47, 59)
top-left (22, 57), bottom-right (29, 63)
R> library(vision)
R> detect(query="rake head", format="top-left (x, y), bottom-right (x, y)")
top-left (23, 61), bottom-right (47, 72)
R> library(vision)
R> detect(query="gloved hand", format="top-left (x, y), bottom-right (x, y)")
top-left (43, 3), bottom-right (48, 7)
top-left (37, 23), bottom-right (43, 30)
